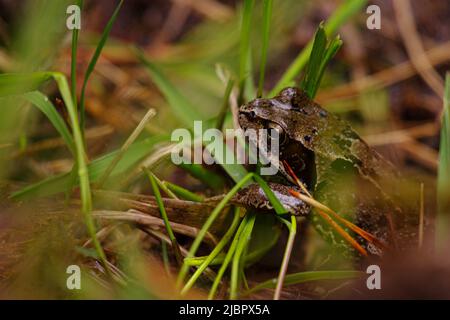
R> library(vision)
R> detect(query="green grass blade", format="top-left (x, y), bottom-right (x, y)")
top-left (245, 270), bottom-right (363, 295)
top-left (22, 91), bottom-right (76, 155)
top-left (230, 212), bottom-right (256, 300)
top-left (164, 181), bottom-right (204, 202)
top-left (52, 73), bottom-right (109, 273)
top-left (145, 169), bottom-right (183, 266)
top-left (71, 0), bottom-right (84, 108)
top-left (0, 72), bottom-right (53, 96)
top-left (161, 241), bottom-right (171, 275)
top-left (257, 0), bottom-right (273, 98)
top-left (208, 214), bottom-right (250, 300)
top-left (181, 208), bottom-right (241, 295)
top-left (139, 50), bottom-right (250, 184)
top-left (270, 0), bottom-right (367, 95)
top-left (155, 178), bottom-right (178, 200)
top-left (301, 24), bottom-right (327, 97)
top-left (11, 135), bottom-right (168, 200)
top-left (301, 26), bottom-right (343, 99)
top-left (178, 171), bottom-right (286, 296)
top-left (96, 108), bottom-right (156, 188)
top-left (437, 73), bottom-right (450, 249)
top-left (137, 50), bottom-right (203, 126)
top-left (312, 35), bottom-right (343, 98)
top-left (216, 78), bottom-right (235, 130)
top-left (178, 163), bottom-right (225, 190)
top-left (177, 172), bottom-right (255, 287)
top-left (209, 143), bottom-right (250, 184)
top-left (238, 0), bottom-right (255, 102)
top-left (79, 0), bottom-right (124, 134)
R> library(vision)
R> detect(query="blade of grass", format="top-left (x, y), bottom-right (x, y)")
top-left (419, 182), bottom-right (424, 249)
top-left (22, 91), bottom-right (76, 155)
top-left (79, 0), bottom-right (124, 136)
top-left (183, 224), bottom-right (278, 267)
top-left (243, 47), bottom-right (256, 101)
top-left (178, 163), bottom-right (225, 190)
top-left (11, 134), bottom-right (168, 200)
top-left (52, 73), bottom-right (109, 274)
top-left (137, 50), bottom-right (203, 126)
top-left (208, 214), bottom-right (250, 300)
top-left (1, 71), bottom-right (107, 269)
top-left (303, 33), bottom-right (343, 99)
top-left (244, 270), bottom-right (363, 296)
top-left (238, 0), bottom-right (255, 103)
top-left (0, 72), bottom-right (53, 96)
top-left (437, 73), bottom-right (450, 250)
top-left (175, 172), bottom-right (286, 290)
top-left (164, 181), bottom-right (204, 202)
top-left (209, 143), bottom-right (250, 184)
top-left (145, 168), bottom-right (183, 266)
top-left (96, 108), bottom-right (156, 188)
top-left (176, 172), bottom-right (255, 287)
top-left (216, 78), bottom-right (235, 130)
top-left (270, 0), bottom-right (367, 96)
top-left (155, 179), bottom-right (178, 200)
top-left (257, 0), bottom-right (273, 98)
top-left (71, 0), bottom-right (84, 107)
top-left (181, 207), bottom-right (241, 295)
top-left (138, 49), bottom-right (250, 184)
top-left (274, 215), bottom-right (296, 300)
top-left (230, 212), bottom-right (256, 300)
top-left (161, 241), bottom-right (171, 275)
top-left (301, 24), bottom-right (327, 96)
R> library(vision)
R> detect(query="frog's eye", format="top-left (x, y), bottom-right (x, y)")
top-left (268, 122), bottom-right (287, 145)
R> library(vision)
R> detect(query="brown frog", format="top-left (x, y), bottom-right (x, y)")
top-left (105, 88), bottom-right (418, 257)
top-left (238, 87), bottom-right (420, 255)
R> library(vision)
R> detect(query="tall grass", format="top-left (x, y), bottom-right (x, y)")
top-left (71, 0), bottom-right (84, 107)
top-left (437, 73), bottom-right (450, 249)
top-left (270, 0), bottom-right (367, 95)
top-left (238, 0), bottom-right (255, 102)
top-left (79, 0), bottom-right (124, 137)
top-left (0, 72), bottom-right (107, 270)
top-left (257, 0), bottom-right (273, 98)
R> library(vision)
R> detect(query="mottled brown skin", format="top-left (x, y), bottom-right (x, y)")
top-left (239, 87), bottom-right (419, 255)
top-left (231, 183), bottom-right (309, 216)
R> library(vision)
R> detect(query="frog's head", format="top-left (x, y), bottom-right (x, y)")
top-left (239, 87), bottom-right (317, 187)
top-left (239, 87), bottom-right (314, 146)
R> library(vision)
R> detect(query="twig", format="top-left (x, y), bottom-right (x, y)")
top-left (274, 216), bottom-right (297, 300)
top-left (96, 108), bottom-right (156, 188)
top-left (93, 209), bottom-right (217, 246)
top-left (172, 0), bottom-right (233, 22)
top-left (419, 182), bottom-right (425, 249)
top-left (317, 41), bottom-right (450, 103)
top-left (393, 0), bottom-right (444, 99)
top-left (400, 140), bottom-right (439, 172)
top-left (363, 122), bottom-right (437, 147)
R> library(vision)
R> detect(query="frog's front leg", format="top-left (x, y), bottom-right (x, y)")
top-left (231, 182), bottom-right (310, 216)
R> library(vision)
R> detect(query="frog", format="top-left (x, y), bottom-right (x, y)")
top-left (238, 87), bottom-right (420, 255)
